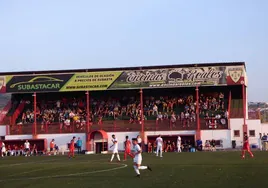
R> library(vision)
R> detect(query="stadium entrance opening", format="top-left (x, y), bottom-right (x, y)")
top-left (95, 142), bottom-right (108, 154)
top-left (89, 130), bottom-right (108, 154)
top-left (147, 135), bottom-right (195, 152)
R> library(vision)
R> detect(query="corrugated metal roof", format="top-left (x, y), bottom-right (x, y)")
top-left (0, 61), bottom-right (246, 76)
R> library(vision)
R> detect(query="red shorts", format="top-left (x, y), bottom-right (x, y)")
top-left (70, 148), bottom-right (74, 152)
top-left (243, 143), bottom-right (250, 150)
top-left (125, 149), bottom-right (131, 153)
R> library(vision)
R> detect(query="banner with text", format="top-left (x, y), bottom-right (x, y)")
top-left (1, 65), bottom-right (245, 93)
top-left (109, 66), bottom-right (245, 89)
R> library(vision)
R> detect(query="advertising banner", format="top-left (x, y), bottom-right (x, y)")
top-left (6, 74), bottom-right (74, 93)
top-left (1, 65), bottom-right (246, 93)
top-left (60, 71), bottom-right (122, 91)
top-left (110, 66), bottom-right (227, 89)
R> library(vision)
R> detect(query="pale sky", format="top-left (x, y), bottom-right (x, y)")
top-left (0, 0), bottom-right (267, 102)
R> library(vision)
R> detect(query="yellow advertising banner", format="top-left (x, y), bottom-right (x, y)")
top-left (60, 71), bottom-right (123, 91)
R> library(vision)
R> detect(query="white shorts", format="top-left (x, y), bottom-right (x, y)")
top-left (1, 147), bottom-right (6, 153)
top-left (113, 149), bottom-right (118, 154)
top-left (157, 145), bottom-right (162, 149)
top-left (133, 156), bottom-right (142, 165)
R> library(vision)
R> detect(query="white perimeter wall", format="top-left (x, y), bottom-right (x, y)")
top-left (5, 134), bottom-right (32, 140)
top-left (230, 119), bottom-right (262, 147)
top-left (0, 126), bottom-right (6, 136)
top-left (261, 124), bottom-right (268, 134)
top-left (5, 132), bottom-right (140, 152)
top-left (3, 118), bottom-right (266, 150)
top-left (201, 130), bottom-right (231, 148)
top-left (5, 133), bottom-right (86, 152)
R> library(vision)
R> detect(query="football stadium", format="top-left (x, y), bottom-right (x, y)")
top-left (0, 62), bottom-right (268, 188)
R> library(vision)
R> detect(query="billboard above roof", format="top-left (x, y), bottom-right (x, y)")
top-left (0, 64), bottom-right (246, 93)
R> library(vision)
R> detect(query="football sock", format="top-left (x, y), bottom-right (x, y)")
top-left (134, 166), bottom-right (140, 175)
top-left (110, 154), bottom-right (115, 161)
top-left (117, 154), bottom-right (120, 161)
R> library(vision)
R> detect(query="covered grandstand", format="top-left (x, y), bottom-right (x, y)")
top-left (0, 62), bottom-right (264, 153)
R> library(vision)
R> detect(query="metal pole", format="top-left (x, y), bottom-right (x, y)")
top-left (86, 91), bottom-right (91, 151)
top-left (228, 90), bottom-right (232, 129)
top-left (195, 86), bottom-right (200, 140)
top-left (86, 91), bottom-right (90, 133)
top-left (242, 84), bottom-right (247, 139)
top-left (140, 89), bottom-right (144, 135)
top-left (33, 92), bottom-right (37, 136)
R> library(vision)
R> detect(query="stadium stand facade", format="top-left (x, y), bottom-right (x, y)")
top-left (0, 62), bottom-right (266, 153)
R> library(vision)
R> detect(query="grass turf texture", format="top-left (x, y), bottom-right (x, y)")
top-left (0, 152), bottom-right (267, 188)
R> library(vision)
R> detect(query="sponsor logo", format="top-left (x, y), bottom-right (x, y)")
top-left (9, 76), bottom-right (64, 91)
top-left (124, 68), bottom-right (223, 85)
top-left (228, 68), bottom-right (243, 83)
top-left (126, 70), bottom-right (167, 83)
top-left (168, 68), bottom-right (223, 82)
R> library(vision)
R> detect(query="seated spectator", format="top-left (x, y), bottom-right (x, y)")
top-left (165, 140), bottom-right (172, 152)
top-left (156, 112), bottom-right (163, 122)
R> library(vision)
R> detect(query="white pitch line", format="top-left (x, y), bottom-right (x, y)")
top-left (6, 169), bottom-right (46, 177)
top-left (0, 159), bottom-right (59, 168)
top-left (0, 162), bottom-right (128, 182)
top-left (5, 158), bottom-right (110, 177)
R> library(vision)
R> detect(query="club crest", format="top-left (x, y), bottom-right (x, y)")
top-left (228, 68), bottom-right (243, 83)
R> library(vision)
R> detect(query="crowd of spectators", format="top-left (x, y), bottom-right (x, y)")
top-left (15, 91), bottom-right (229, 131)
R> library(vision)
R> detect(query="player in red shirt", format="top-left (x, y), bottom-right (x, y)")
top-left (242, 135), bottom-right (254, 159)
top-left (68, 137), bottom-right (76, 158)
top-left (124, 136), bottom-right (134, 161)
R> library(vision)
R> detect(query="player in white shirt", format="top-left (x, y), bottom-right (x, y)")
top-left (24, 140), bottom-right (30, 157)
top-left (110, 135), bottom-right (120, 162)
top-left (132, 138), bottom-right (152, 177)
top-left (156, 135), bottom-right (163, 157)
top-left (1, 142), bottom-right (6, 157)
top-left (177, 136), bottom-right (182, 152)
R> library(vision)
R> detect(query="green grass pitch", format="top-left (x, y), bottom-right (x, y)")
top-left (0, 151), bottom-right (267, 188)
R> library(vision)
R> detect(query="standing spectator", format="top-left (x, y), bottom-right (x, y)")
top-left (261, 133), bottom-right (267, 151)
top-left (76, 137), bottom-right (82, 154)
top-left (49, 139), bottom-right (55, 155)
top-left (24, 140), bottom-right (30, 157)
top-left (196, 139), bottom-right (203, 151)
